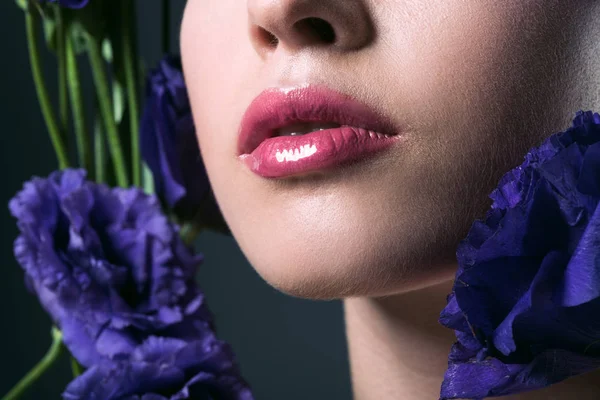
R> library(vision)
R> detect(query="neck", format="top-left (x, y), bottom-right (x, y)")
top-left (343, 278), bottom-right (600, 400)
top-left (343, 279), bottom-right (456, 399)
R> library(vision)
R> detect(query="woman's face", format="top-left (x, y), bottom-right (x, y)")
top-left (181, 0), bottom-right (597, 299)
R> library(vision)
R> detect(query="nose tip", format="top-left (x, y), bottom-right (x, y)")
top-left (247, 0), bottom-right (374, 56)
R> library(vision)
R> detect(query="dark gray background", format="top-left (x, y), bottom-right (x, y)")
top-left (0, 2), bottom-right (351, 399)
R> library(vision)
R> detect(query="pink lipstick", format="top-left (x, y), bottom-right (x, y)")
top-left (237, 85), bottom-right (403, 178)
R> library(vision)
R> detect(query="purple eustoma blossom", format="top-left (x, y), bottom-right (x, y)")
top-left (63, 335), bottom-right (255, 400)
top-left (9, 169), bottom-right (215, 368)
top-left (439, 110), bottom-right (600, 399)
top-left (140, 55), bottom-right (209, 221)
top-left (140, 55), bottom-right (229, 235)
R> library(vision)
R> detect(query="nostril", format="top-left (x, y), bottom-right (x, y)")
top-left (295, 17), bottom-right (336, 44)
top-left (252, 17), bottom-right (337, 53)
top-left (256, 26), bottom-right (279, 48)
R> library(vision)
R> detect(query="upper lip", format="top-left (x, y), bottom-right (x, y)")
top-left (237, 85), bottom-right (399, 155)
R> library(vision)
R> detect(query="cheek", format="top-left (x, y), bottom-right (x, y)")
top-left (180, 0), bottom-right (258, 164)
top-left (375, 1), bottom-right (532, 126)
top-left (180, 0), bottom-right (268, 253)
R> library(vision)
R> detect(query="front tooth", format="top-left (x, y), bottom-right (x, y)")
top-left (289, 128), bottom-right (328, 136)
top-left (276, 122), bottom-right (341, 136)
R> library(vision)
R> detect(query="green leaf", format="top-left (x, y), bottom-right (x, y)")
top-left (102, 37), bottom-right (113, 62)
top-left (66, 21), bottom-right (86, 54)
top-left (42, 13), bottom-right (58, 52)
top-left (113, 79), bottom-right (125, 124)
top-left (142, 163), bottom-right (155, 195)
top-left (15, 0), bottom-right (26, 11)
top-left (18, 2), bottom-right (60, 53)
top-left (99, 37), bottom-right (124, 126)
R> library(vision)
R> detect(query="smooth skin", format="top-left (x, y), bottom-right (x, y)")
top-left (181, 1), bottom-right (600, 398)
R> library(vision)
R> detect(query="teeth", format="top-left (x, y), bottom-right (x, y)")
top-left (275, 122), bottom-right (341, 136)
top-left (369, 131), bottom-right (395, 139)
top-left (275, 144), bottom-right (318, 162)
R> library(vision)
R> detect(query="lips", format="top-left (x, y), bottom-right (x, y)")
top-left (235, 85), bottom-right (404, 178)
top-left (236, 85), bottom-right (399, 156)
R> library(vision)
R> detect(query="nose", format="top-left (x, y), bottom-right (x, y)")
top-left (247, 0), bottom-right (375, 56)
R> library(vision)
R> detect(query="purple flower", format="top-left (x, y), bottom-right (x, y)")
top-left (140, 55), bottom-right (230, 235)
top-left (41, 0), bottom-right (89, 8)
top-left (439, 110), bottom-right (600, 399)
top-left (62, 335), bottom-right (254, 400)
top-left (9, 169), bottom-right (215, 368)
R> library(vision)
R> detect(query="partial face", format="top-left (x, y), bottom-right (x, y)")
top-left (181, 0), bottom-right (597, 299)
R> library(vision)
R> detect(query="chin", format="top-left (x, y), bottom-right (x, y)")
top-left (222, 184), bottom-right (472, 300)
top-left (237, 234), bottom-right (460, 300)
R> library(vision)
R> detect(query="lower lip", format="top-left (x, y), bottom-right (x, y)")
top-left (238, 126), bottom-right (402, 178)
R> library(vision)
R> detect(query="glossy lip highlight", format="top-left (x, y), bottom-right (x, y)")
top-left (236, 85), bottom-right (400, 156)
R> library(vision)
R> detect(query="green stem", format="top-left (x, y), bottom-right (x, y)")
top-left (25, 5), bottom-right (69, 169)
top-left (55, 6), bottom-right (69, 138)
top-left (86, 34), bottom-right (129, 187)
top-left (122, 1), bottom-right (140, 187)
top-left (94, 106), bottom-right (107, 184)
top-left (1, 327), bottom-right (63, 400)
top-left (162, 0), bottom-right (170, 54)
top-left (66, 35), bottom-right (92, 176)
